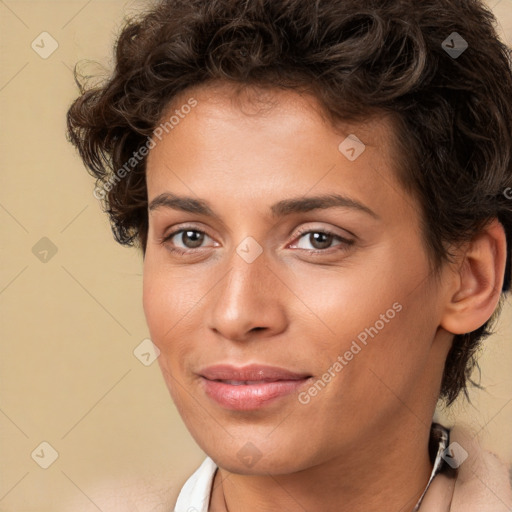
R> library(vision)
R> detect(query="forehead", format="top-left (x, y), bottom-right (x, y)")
top-left (156, 81), bottom-right (394, 149)
top-left (144, 82), bottom-right (412, 222)
top-left (147, 82), bottom-right (398, 173)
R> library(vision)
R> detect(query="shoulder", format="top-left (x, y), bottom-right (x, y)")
top-left (449, 424), bottom-right (512, 512)
top-left (60, 460), bottom-right (213, 512)
top-left (61, 472), bottom-right (177, 511)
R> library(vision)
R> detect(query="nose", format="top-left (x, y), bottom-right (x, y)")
top-left (206, 245), bottom-right (288, 343)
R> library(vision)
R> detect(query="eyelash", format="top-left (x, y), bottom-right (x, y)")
top-left (160, 225), bottom-right (354, 257)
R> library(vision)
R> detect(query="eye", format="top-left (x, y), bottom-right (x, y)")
top-left (160, 225), bottom-right (355, 256)
top-left (290, 227), bottom-right (354, 253)
top-left (160, 227), bottom-right (215, 255)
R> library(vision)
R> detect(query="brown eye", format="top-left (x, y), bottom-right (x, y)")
top-left (292, 228), bottom-right (354, 252)
top-left (177, 230), bottom-right (205, 249)
top-left (306, 232), bottom-right (335, 250)
top-left (161, 228), bottom-right (212, 253)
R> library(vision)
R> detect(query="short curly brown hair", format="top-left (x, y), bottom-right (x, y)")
top-left (66, 0), bottom-right (512, 406)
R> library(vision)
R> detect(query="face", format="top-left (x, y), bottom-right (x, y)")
top-left (143, 83), bottom-right (452, 475)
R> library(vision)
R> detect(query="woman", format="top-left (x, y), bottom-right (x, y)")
top-left (67, 0), bottom-right (512, 510)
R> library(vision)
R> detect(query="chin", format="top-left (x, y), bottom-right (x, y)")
top-left (204, 439), bottom-right (314, 476)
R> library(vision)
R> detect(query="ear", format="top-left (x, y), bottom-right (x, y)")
top-left (440, 218), bottom-right (507, 335)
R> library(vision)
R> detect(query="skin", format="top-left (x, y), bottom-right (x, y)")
top-left (142, 82), bottom-right (507, 512)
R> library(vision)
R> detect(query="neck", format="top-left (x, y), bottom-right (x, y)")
top-left (210, 418), bottom-right (435, 512)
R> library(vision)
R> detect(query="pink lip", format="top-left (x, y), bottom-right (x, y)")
top-left (200, 364), bottom-right (310, 381)
top-left (199, 364), bottom-right (312, 410)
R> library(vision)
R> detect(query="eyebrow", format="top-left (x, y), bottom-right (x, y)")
top-left (148, 192), bottom-right (379, 219)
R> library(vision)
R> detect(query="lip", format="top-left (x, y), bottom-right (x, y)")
top-left (199, 364), bottom-right (312, 410)
top-left (200, 364), bottom-right (310, 381)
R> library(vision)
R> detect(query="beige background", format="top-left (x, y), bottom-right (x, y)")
top-left (0, 1), bottom-right (511, 510)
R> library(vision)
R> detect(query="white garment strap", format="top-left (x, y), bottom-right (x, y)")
top-left (413, 424), bottom-right (451, 511)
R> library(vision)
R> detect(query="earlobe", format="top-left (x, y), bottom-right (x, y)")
top-left (440, 219), bottom-right (507, 335)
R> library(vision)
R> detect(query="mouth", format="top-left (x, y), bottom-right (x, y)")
top-left (200, 363), bottom-right (311, 381)
top-left (214, 379), bottom-right (289, 386)
top-left (198, 364), bottom-right (312, 410)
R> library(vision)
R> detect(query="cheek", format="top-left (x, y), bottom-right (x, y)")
top-left (142, 264), bottom-right (191, 399)
top-left (344, 282), bottom-right (439, 404)
top-left (142, 258), bottom-right (178, 354)
top-left (296, 265), bottom-right (401, 345)
top-left (142, 263), bottom-right (163, 340)
top-left (302, 251), bottom-right (436, 392)
top-left (142, 259), bottom-right (203, 360)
